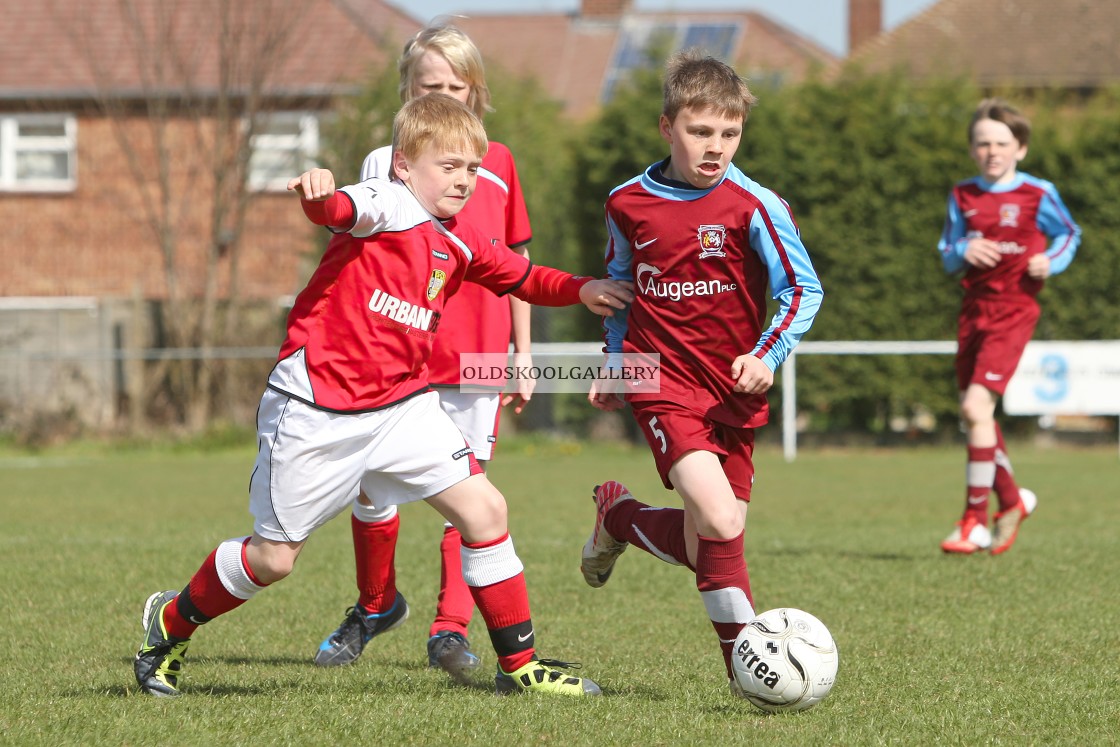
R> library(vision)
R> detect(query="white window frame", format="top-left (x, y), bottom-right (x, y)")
top-left (0, 114), bottom-right (77, 192)
top-left (247, 112), bottom-right (319, 192)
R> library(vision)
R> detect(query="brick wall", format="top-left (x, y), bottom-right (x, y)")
top-left (0, 114), bottom-right (319, 301)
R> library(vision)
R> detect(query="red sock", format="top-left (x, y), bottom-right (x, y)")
top-left (462, 534), bottom-right (534, 673)
top-left (165, 539), bottom-right (266, 639)
top-left (430, 525), bottom-right (474, 638)
top-left (353, 513), bottom-right (398, 613)
top-left (606, 500), bottom-right (694, 570)
top-left (992, 423), bottom-right (1021, 511)
top-left (695, 533), bottom-right (754, 679)
top-left (964, 445), bottom-right (997, 524)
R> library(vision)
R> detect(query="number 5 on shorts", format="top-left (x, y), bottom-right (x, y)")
top-left (648, 416), bottom-right (667, 454)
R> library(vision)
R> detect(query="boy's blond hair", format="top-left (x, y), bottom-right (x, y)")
top-left (392, 93), bottom-right (488, 163)
top-left (398, 20), bottom-right (492, 120)
top-left (970, 98), bottom-right (1031, 146)
top-left (662, 49), bottom-right (757, 123)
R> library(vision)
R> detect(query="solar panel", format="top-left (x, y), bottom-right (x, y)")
top-left (601, 19), bottom-right (741, 102)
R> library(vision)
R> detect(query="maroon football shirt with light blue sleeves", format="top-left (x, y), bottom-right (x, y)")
top-left (938, 171), bottom-right (1080, 305)
top-left (603, 160), bottom-right (824, 429)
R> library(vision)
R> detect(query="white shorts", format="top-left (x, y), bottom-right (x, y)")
top-left (249, 388), bottom-right (480, 542)
top-left (435, 388), bottom-right (501, 461)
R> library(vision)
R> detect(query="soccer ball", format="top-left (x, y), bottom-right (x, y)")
top-left (731, 607), bottom-right (839, 713)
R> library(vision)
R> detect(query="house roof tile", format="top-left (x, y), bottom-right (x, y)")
top-left (1, 0), bottom-right (837, 118)
top-left (456, 9), bottom-right (838, 118)
top-left (0, 0), bottom-right (420, 100)
top-left (849, 0), bottom-right (1120, 87)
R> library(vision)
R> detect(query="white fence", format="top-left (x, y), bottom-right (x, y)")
top-left (533, 340), bottom-right (1120, 461)
top-left (779, 341), bottom-right (956, 461)
top-left (5, 320), bottom-right (1117, 455)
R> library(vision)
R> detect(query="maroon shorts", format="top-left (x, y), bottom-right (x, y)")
top-left (955, 298), bottom-right (1040, 395)
top-left (629, 399), bottom-right (755, 501)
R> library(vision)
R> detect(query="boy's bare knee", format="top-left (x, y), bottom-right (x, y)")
top-left (254, 557), bottom-right (295, 584)
top-left (245, 537), bottom-right (302, 584)
top-left (960, 399), bottom-right (992, 425)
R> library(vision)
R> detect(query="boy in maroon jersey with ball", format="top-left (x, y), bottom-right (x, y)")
top-left (937, 98), bottom-right (1080, 555)
top-left (131, 93), bottom-right (631, 698)
top-left (580, 50), bottom-right (824, 699)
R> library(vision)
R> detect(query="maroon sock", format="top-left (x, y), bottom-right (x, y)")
top-left (964, 445), bottom-right (997, 524)
top-left (695, 533), bottom-right (754, 679)
top-left (606, 500), bottom-right (694, 570)
top-left (992, 423), bottom-right (1021, 511)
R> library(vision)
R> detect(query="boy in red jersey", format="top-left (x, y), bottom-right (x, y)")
top-left (314, 23), bottom-right (538, 676)
top-left (937, 98), bottom-right (1080, 555)
top-left (132, 93), bottom-right (632, 698)
top-left (580, 50), bottom-right (824, 699)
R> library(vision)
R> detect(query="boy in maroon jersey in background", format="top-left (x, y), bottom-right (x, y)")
top-left (938, 98), bottom-right (1080, 555)
top-left (132, 94), bottom-right (632, 698)
top-left (580, 50), bottom-right (824, 699)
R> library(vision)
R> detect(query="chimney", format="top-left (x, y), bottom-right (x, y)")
top-left (580, 0), bottom-right (633, 19)
top-left (848, 0), bottom-right (882, 53)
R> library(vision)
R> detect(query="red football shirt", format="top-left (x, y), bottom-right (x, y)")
top-left (272, 180), bottom-right (532, 413)
top-left (361, 142), bottom-right (532, 383)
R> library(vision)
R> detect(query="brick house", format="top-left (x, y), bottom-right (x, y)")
top-left (848, 0), bottom-right (1120, 90)
top-left (0, 0), bottom-right (420, 429)
top-left (0, 0), bottom-right (844, 431)
top-left (455, 0), bottom-right (839, 119)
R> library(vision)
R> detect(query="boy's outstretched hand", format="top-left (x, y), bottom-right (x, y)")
top-left (287, 168), bottom-right (336, 201)
top-left (579, 279), bottom-right (634, 317)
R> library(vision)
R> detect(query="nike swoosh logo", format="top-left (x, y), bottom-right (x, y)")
top-left (967, 496), bottom-right (986, 505)
top-left (517, 629), bottom-right (535, 642)
top-left (635, 238), bottom-right (658, 250)
top-left (188, 615), bottom-right (206, 625)
top-left (963, 209), bottom-right (978, 217)
top-left (984, 372), bottom-right (1004, 381)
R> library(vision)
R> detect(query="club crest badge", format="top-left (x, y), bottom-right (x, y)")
top-left (998, 203), bottom-right (1020, 228)
top-left (426, 269), bottom-right (447, 301)
top-left (698, 224), bottom-right (727, 259)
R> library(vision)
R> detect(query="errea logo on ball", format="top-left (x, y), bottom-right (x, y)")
top-left (635, 263), bottom-right (737, 302)
top-left (734, 639), bottom-right (782, 689)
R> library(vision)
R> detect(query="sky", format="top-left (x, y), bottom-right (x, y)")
top-left (385, 0), bottom-right (940, 56)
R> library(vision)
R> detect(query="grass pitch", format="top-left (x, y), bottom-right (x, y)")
top-left (1, 437), bottom-right (1117, 745)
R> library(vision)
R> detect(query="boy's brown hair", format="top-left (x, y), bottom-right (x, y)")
top-left (392, 93), bottom-right (488, 162)
top-left (662, 49), bottom-right (758, 123)
top-left (970, 98), bottom-right (1031, 146)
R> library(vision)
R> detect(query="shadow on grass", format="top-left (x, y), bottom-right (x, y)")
top-left (108, 654), bottom-right (655, 699)
top-left (761, 546), bottom-right (923, 562)
top-left (99, 680), bottom-right (650, 700)
top-left (114, 653), bottom-right (324, 667)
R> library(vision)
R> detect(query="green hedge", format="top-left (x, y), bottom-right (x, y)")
top-left (327, 61), bottom-right (1120, 435)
